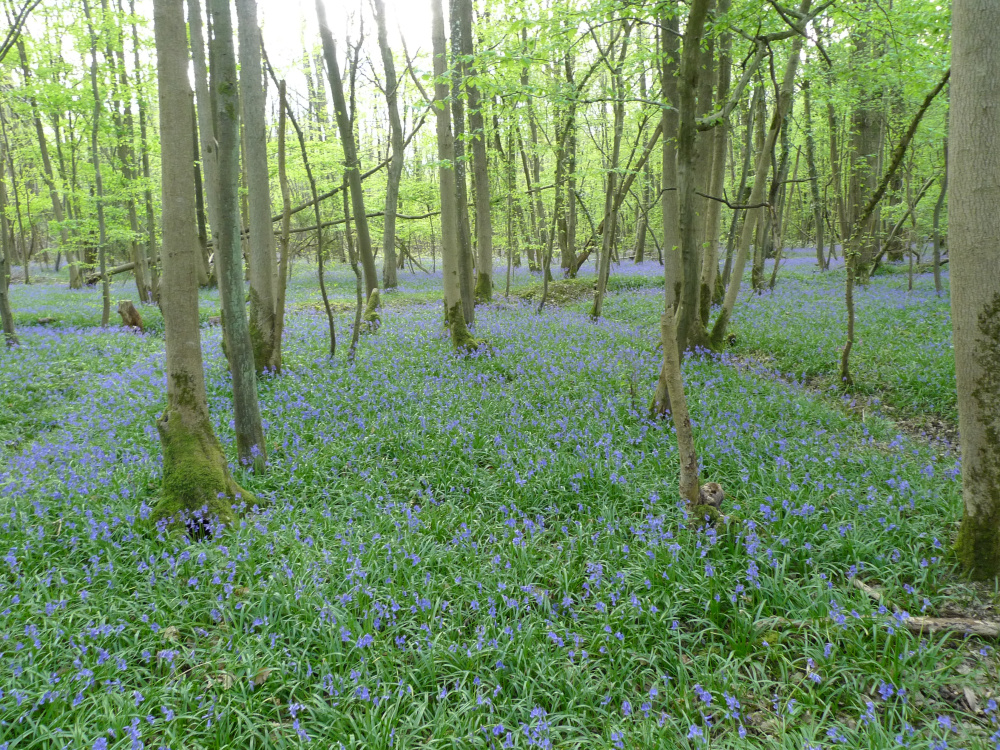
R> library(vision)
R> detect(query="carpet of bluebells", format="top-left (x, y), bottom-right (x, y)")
top-left (1, 258), bottom-right (997, 750)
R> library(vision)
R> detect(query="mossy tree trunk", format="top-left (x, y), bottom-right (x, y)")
top-left (152, 0), bottom-right (251, 527)
top-left (949, 0), bottom-right (1000, 581)
top-left (432, 0), bottom-right (476, 350)
top-left (208, 0), bottom-right (267, 473)
top-left (236, 0), bottom-right (281, 373)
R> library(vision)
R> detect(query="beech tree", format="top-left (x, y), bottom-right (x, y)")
top-left (949, 0), bottom-right (1000, 581)
top-left (151, 0), bottom-right (251, 526)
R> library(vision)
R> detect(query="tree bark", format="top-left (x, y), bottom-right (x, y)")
top-left (0, 140), bottom-right (18, 346)
top-left (457, 0), bottom-right (494, 303)
top-left (372, 0), bottom-right (402, 290)
top-left (932, 138), bottom-right (947, 297)
top-left (315, 0), bottom-right (378, 301)
top-left (803, 77), bottom-right (825, 269)
top-left (82, 0), bottom-right (110, 327)
top-left (673, 0), bottom-right (712, 352)
top-left (208, 0), bottom-right (267, 473)
top-left (235, 0), bottom-right (280, 372)
top-left (432, 0), bottom-right (476, 349)
top-left (152, 0), bottom-right (250, 527)
top-left (450, 0), bottom-right (475, 323)
top-left (699, 0), bottom-right (731, 325)
top-left (660, 5), bottom-right (681, 313)
top-left (950, 0), bottom-right (1000, 581)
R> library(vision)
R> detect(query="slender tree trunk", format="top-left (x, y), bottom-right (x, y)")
top-left (275, 80), bottom-right (291, 368)
top-left (449, 0), bottom-right (475, 323)
top-left (634, 64), bottom-right (650, 264)
top-left (373, 0), bottom-right (403, 290)
top-left (188, 0), bottom-right (220, 250)
top-left (432, 0), bottom-right (476, 349)
top-left (131, 0), bottom-right (159, 300)
top-left (15, 40), bottom-right (77, 291)
top-left (661, 5), bottom-right (681, 312)
top-left (949, 0), bottom-right (1000, 580)
top-left (803, 77), bottom-right (825, 270)
top-left (839, 69), bottom-right (950, 386)
top-left (82, 0), bottom-right (110, 327)
top-left (710, 2), bottom-right (811, 347)
top-left (152, 0), bottom-right (251, 527)
top-left (699, 0), bottom-right (731, 325)
top-left (208, 0), bottom-right (267, 473)
top-left (932, 138), bottom-right (947, 297)
top-left (457, 0), bottom-right (493, 303)
top-left (673, 0), bottom-right (712, 353)
top-left (591, 23), bottom-right (631, 320)
top-left (316, 0), bottom-right (378, 301)
top-left (722, 86), bottom-right (759, 287)
top-left (236, 0), bottom-right (279, 372)
top-left (0, 143), bottom-right (18, 346)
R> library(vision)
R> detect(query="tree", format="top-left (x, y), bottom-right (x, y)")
top-left (208, 0), bottom-right (267, 473)
top-left (372, 0), bottom-right (403, 290)
top-left (949, 0), bottom-right (1000, 581)
top-left (236, 0), bottom-right (281, 373)
top-left (151, 0), bottom-right (251, 527)
top-left (432, 0), bottom-right (476, 350)
top-left (316, 0), bottom-right (379, 302)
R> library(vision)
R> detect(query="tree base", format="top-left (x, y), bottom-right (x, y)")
top-left (153, 407), bottom-right (255, 535)
top-left (446, 301), bottom-right (486, 352)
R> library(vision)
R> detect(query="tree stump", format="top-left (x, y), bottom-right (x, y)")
top-left (117, 300), bottom-right (143, 331)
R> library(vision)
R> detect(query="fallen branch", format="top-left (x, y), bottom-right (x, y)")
top-left (755, 614), bottom-right (999, 640)
top-left (85, 262), bottom-right (135, 285)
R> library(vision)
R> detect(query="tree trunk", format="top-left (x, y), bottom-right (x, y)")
top-left (673, 0), bottom-right (712, 353)
top-left (803, 77), bottom-right (825, 269)
top-left (950, 0), bottom-right (1000, 580)
top-left (152, 0), bottom-right (251, 527)
top-left (372, 0), bottom-right (403, 290)
top-left (208, 0), bottom-right (267, 473)
top-left (661, 5), bottom-right (681, 313)
top-left (82, 0), bottom-right (110, 327)
top-left (932, 138), bottom-right (947, 297)
top-left (591, 22), bottom-right (631, 320)
top-left (721, 86), bottom-right (759, 287)
top-left (710, 2), bottom-right (811, 347)
top-left (432, 0), bottom-right (476, 349)
top-left (235, 0), bottom-right (280, 372)
top-left (699, 0), bottom-right (731, 325)
top-left (457, 0), bottom-right (493, 303)
top-left (15, 40), bottom-right (78, 291)
top-left (316, 0), bottom-right (378, 302)
top-left (449, 0), bottom-right (476, 323)
top-left (131, 0), bottom-right (159, 300)
top-left (0, 141), bottom-right (18, 346)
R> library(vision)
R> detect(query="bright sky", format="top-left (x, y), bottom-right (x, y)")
top-left (259, 0), bottom-right (434, 74)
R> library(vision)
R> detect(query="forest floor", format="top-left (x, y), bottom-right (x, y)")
top-left (1, 252), bottom-right (997, 750)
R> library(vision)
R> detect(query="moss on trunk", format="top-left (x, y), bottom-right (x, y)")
top-left (362, 287), bottom-right (381, 330)
top-left (446, 301), bottom-right (481, 351)
top-left (153, 407), bottom-right (254, 530)
top-left (475, 271), bottom-right (492, 304)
